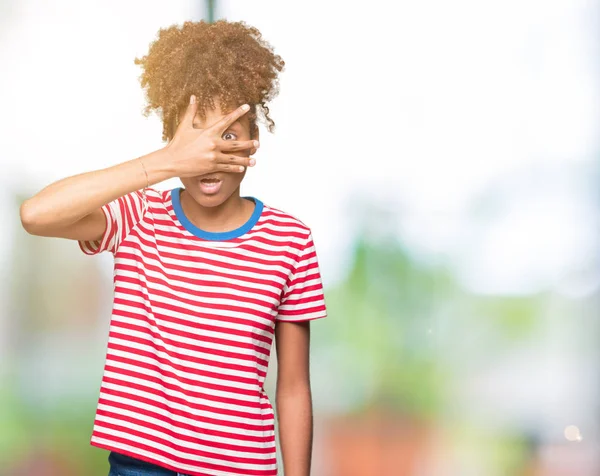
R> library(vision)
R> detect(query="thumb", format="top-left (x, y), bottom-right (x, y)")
top-left (181, 94), bottom-right (198, 126)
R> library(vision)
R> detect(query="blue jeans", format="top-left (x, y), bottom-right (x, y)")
top-left (108, 451), bottom-right (189, 476)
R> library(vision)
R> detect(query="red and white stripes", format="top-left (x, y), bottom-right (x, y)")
top-left (79, 188), bottom-right (327, 476)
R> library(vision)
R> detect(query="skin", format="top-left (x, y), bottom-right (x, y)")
top-left (19, 96), bottom-right (256, 241)
top-left (275, 320), bottom-right (313, 476)
top-left (177, 101), bottom-right (259, 233)
top-left (19, 95), bottom-right (314, 476)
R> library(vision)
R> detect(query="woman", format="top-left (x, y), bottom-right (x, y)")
top-left (20, 20), bottom-right (327, 476)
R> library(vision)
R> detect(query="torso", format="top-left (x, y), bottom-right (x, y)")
top-left (90, 188), bottom-right (316, 476)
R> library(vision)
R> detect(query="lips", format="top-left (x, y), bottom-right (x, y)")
top-left (198, 176), bottom-right (223, 195)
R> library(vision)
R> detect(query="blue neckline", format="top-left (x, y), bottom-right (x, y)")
top-left (171, 187), bottom-right (263, 241)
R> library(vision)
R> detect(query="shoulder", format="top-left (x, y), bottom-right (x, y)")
top-left (143, 187), bottom-right (170, 200)
top-left (259, 201), bottom-right (313, 241)
top-left (140, 187), bottom-right (173, 207)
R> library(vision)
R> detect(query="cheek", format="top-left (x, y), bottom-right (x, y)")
top-left (225, 170), bottom-right (246, 187)
top-left (180, 177), bottom-right (194, 189)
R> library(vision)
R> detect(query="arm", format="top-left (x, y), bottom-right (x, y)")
top-left (275, 320), bottom-right (313, 476)
top-left (20, 150), bottom-right (172, 240)
top-left (20, 96), bottom-right (257, 240)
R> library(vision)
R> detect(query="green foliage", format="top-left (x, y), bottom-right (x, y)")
top-left (473, 296), bottom-right (544, 339)
top-left (316, 217), bottom-right (543, 419)
top-left (317, 234), bottom-right (452, 419)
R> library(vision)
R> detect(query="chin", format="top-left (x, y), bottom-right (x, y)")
top-left (193, 193), bottom-right (231, 208)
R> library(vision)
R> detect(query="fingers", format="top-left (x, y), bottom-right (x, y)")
top-left (216, 163), bottom-right (248, 173)
top-left (210, 104), bottom-right (251, 134)
top-left (219, 139), bottom-right (259, 153)
top-left (215, 153), bottom-right (256, 172)
top-left (181, 95), bottom-right (198, 127)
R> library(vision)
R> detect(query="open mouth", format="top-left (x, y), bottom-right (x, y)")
top-left (199, 177), bottom-right (223, 195)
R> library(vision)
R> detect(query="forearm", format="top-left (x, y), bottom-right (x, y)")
top-left (20, 147), bottom-right (175, 232)
top-left (276, 385), bottom-right (313, 476)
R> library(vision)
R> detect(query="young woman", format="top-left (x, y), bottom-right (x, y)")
top-left (20, 20), bottom-right (327, 476)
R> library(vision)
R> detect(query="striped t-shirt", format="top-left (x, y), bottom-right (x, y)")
top-left (79, 187), bottom-right (327, 476)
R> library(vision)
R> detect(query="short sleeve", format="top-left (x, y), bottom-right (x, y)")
top-left (276, 232), bottom-right (327, 322)
top-left (78, 190), bottom-right (147, 255)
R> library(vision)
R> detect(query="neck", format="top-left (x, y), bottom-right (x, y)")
top-left (180, 188), bottom-right (250, 233)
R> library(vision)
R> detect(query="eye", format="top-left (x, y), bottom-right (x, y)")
top-left (222, 132), bottom-right (237, 141)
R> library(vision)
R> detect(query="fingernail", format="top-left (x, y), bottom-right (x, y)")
top-left (190, 95), bottom-right (196, 104)
top-left (242, 104), bottom-right (250, 111)
top-left (253, 140), bottom-right (259, 148)
top-left (239, 166), bottom-right (245, 172)
top-left (249, 158), bottom-right (256, 166)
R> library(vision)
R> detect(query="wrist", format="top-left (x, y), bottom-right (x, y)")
top-left (143, 147), bottom-right (178, 184)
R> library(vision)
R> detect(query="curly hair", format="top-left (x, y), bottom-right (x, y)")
top-left (134, 20), bottom-right (285, 142)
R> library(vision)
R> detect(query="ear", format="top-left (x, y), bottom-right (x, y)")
top-left (250, 126), bottom-right (260, 155)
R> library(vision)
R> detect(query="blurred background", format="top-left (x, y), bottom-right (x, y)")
top-left (1, 0), bottom-right (599, 475)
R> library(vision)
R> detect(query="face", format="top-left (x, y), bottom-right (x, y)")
top-left (177, 101), bottom-right (257, 208)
